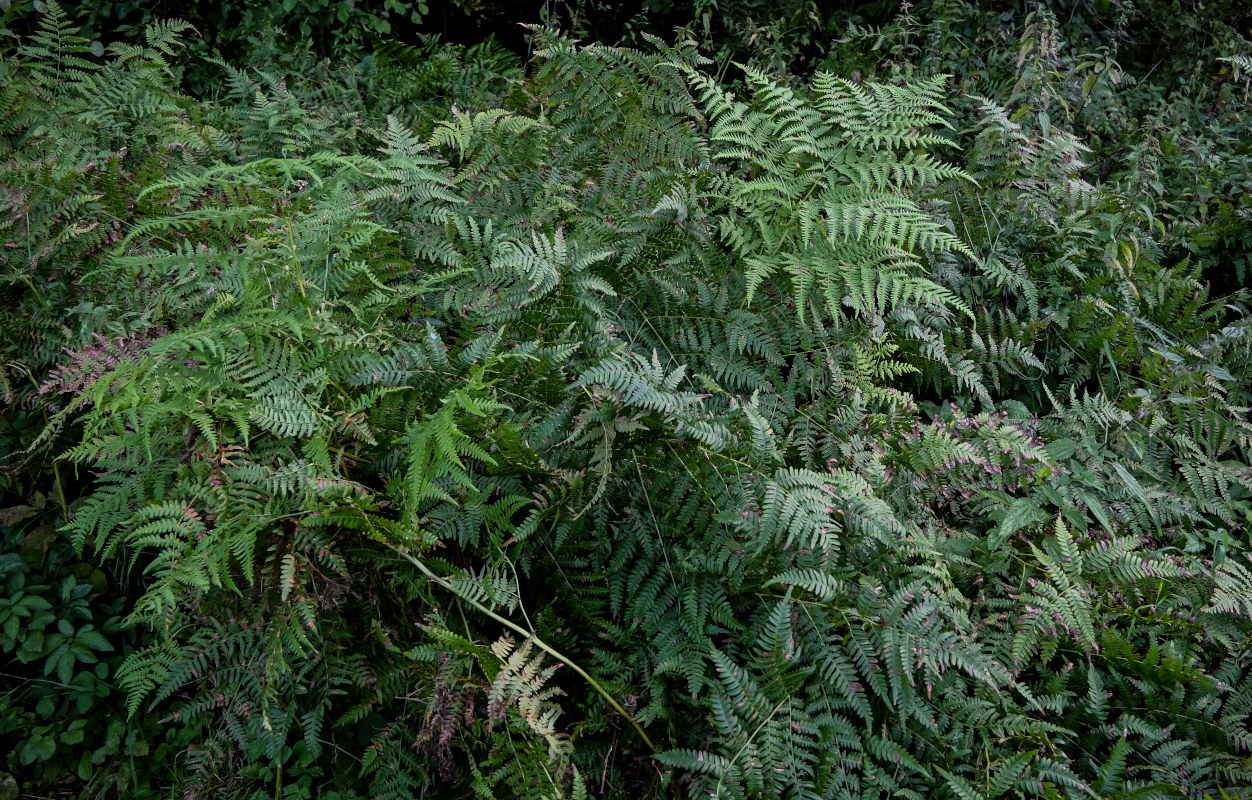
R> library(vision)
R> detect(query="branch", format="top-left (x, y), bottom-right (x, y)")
top-left (390, 544), bottom-right (660, 754)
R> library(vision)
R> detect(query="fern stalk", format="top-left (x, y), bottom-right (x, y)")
top-left (390, 544), bottom-right (660, 753)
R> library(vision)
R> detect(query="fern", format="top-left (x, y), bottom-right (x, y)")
top-left (7, 8), bottom-right (1252, 800)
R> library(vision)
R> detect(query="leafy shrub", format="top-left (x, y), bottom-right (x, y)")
top-left (2, 2), bottom-right (1252, 799)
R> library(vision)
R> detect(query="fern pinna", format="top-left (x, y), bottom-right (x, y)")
top-left (5, 5), bottom-right (1252, 799)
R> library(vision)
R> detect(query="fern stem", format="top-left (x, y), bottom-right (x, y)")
top-left (716, 696), bottom-right (788, 798)
top-left (283, 213), bottom-right (313, 320)
top-left (51, 460), bottom-right (69, 520)
top-left (391, 545), bottom-right (660, 753)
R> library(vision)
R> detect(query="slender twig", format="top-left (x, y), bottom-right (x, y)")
top-left (390, 545), bottom-right (659, 753)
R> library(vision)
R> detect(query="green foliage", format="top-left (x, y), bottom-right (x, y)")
top-left (0, 494), bottom-right (195, 797)
top-left (62, 0), bottom-right (436, 59)
top-left (2, 2), bottom-right (1252, 799)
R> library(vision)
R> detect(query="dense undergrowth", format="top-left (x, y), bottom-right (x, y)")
top-left (2, 1), bottom-right (1252, 798)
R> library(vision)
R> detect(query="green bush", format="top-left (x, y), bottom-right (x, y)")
top-left (2, 2), bottom-right (1252, 799)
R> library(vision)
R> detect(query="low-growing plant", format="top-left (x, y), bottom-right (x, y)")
top-left (2, 2), bottom-right (1252, 799)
